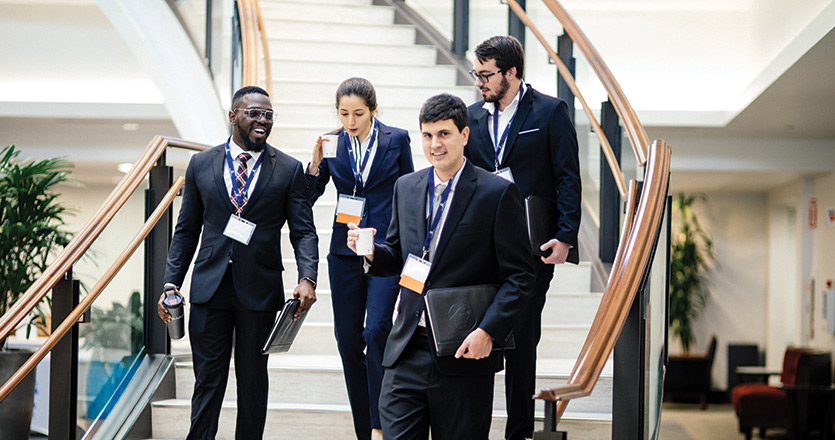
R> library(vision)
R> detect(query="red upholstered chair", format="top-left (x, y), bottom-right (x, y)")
top-left (731, 347), bottom-right (814, 440)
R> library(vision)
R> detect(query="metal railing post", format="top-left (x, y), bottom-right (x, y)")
top-left (600, 100), bottom-right (622, 263)
top-left (144, 154), bottom-right (174, 355)
top-left (508, 0), bottom-right (526, 49)
top-left (557, 33), bottom-right (575, 124)
top-left (533, 400), bottom-right (568, 439)
top-left (452, 0), bottom-right (469, 56)
top-left (50, 269), bottom-right (79, 440)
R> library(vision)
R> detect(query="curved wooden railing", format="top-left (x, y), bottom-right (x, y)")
top-left (535, 140), bottom-right (670, 419)
top-left (0, 137), bottom-right (210, 401)
top-left (238, 0), bottom-right (272, 94)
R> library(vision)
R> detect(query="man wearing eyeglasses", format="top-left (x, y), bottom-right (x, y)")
top-left (159, 85), bottom-right (318, 439)
top-left (465, 35), bottom-right (581, 440)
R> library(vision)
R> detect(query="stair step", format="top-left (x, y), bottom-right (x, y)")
top-left (260, 1), bottom-right (395, 25)
top-left (151, 398), bottom-right (611, 439)
top-left (273, 100), bottom-right (433, 130)
top-left (272, 60), bottom-right (458, 87)
top-left (264, 20), bottom-right (417, 46)
top-left (270, 81), bottom-right (478, 108)
top-left (272, 39), bottom-right (438, 66)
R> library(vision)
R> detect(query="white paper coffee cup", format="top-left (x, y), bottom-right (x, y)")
top-left (355, 228), bottom-right (374, 256)
top-left (322, 134), bottom-right (338, 158)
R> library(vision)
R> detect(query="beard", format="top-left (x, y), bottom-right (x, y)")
top-left (236, 124), bottom-right (268, 152)
top-left (484, 76), bottom-right (511, 104)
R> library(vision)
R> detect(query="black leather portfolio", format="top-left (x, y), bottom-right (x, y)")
top-left (261, 298), bottom-right (306, 354)
top-left (423, 284), bottom-right (514, 357)
top-left (524, 195), bottom-right (579, 264)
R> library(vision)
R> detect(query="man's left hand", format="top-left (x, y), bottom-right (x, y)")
top-left (540, 239), bottom-right (570, 265)
top-left (455, 328), bottom-right (493, 359)
top-left (293, 279), bottom-right (317, 320)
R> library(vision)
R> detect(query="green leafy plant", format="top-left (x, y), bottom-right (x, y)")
top-left (0, 144), bottom-right (74, 346)
top-left (81, 291), bottom-right (143, 357)
top-left (669, 192), bottom-right (715, 353)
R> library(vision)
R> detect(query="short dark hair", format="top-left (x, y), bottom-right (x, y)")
top-left (335, 77), bottom-right (377, 112)
top-left (474, 35), bottom-right (524, 79)
top-left (231, 86), bottom-right (269, 109)
top-left (419, 94), bottom-right (468, 132)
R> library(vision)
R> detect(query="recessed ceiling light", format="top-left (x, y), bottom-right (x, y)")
top-left (117, 163), bottom-right (133, 174)
top-left (122, 123), bottom-right (140, 131)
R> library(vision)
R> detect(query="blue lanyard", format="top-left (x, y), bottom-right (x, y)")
top-left (491, 85), bottom-right (525, 170)
top-left (422, 170), bottom-right (453, 259)
top-left (224, 141), bottom-right (264, 214)
top-left (344, 120), bottom-right (378, 195)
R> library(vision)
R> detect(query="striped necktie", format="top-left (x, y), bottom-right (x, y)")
top-left (231, 152), bottom-right (251, 215)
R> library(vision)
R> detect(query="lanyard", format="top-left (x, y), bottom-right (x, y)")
top-left (224, 141), bottom-right (264, 213)
top-left (422, 170), bottom-right (453, 260)
top-left (491, 85), bottom-right (525, 170)
top-left (344, 120), bottom-right (378, 195)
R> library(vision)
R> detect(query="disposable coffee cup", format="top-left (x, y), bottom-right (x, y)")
top-left (163, 288), bottom-right (185, 340)
top-left (321, 134), bottom-right (338, 158)
top-left (354, 228), bottom-right (374, 256)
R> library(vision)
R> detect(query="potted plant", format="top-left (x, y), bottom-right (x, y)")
top-left (669, 192), bottom-right (715, 353)
top-left (0, 144), bottom-right (73, 439)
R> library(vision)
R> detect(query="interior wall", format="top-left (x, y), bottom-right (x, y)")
top-left (808, 172), bottom-right (835, 350)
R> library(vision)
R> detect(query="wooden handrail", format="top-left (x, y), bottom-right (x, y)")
top-left (0, 136), bottom-right (208, 343)
top-left (0, 177), bottom-right (186, 402)
top-left (507, 0), bottom-right (627, 198)
top-left (534, 140), bottom-right (670, 412)
top-left (238, 0), bottom-right (272, 96)
top-left (539, 0), bottom-right (649, 165)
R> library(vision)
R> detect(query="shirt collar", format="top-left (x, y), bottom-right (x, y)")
top-left (482, 81), bottom-right (526, 115)
top-left (433, 158), bottom-right (467, 188)
top-left (228, 136), bottom-right (263, 161)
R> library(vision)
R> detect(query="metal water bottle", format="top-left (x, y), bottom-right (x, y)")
top-left (163, 283), bottom-right (185, 339)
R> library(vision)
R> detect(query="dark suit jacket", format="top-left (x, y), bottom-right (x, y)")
top-left (466, 85), bottom-right (582, 251)
top-left (369, 162), bottom-right (535, 376)
top-left (306, 121), bottom-right (413, 256)
top-left (164, 142), bottom-right (318, 312)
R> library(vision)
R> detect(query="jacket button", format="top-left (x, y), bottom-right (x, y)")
top-left (226, 251), bottom-right (231, 256)
top-left (414, 311), bottom-right (420, 317)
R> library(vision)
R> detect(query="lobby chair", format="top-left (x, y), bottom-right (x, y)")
top-left (664, 335), bottom-right (717, 409)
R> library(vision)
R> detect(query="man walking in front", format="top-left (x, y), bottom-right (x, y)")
top-left (465, 35), bottom-right (582, 440)
top-left (348, 93), bottom-right (535, 439)
top-left (158, 86), bottom-right (319, 439)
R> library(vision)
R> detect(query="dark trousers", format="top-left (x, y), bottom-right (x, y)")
top-left (504, 262), bottom-right (555, 440)
top-left (379, 331), bottom-right (495, 440)
top-left (328, 254), bottom-right (399, 439)
top-left (186, 266), bottom-right (276, 440)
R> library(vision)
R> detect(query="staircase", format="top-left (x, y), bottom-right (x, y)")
top-left (150, 0), bottom-right (612, 438)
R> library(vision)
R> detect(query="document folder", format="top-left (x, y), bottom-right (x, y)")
top-left (524, 195), bottom-right (579, 264)
top-left (424, 284), bottom-right (514, 357)
top-left (261, 298), bottom-right (306, 354)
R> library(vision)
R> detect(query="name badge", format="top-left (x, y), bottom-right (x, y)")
top-left (399, 254), bottom-right (431, 294)
top-left (223, 215), bottom-right (256, 245)
top-left (335, 194), bottom-right (366, 224)
top-left (495, 167), bottom-right (515, 182)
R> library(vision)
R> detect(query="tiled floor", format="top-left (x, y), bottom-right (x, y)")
top-left (658, 402), bottom-right (789, 439)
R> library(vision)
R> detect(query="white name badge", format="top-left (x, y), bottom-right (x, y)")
top-left (336, 194), bottom-right (366, 225)
top-left (399, 254), bottom-right (431, 294)
top-left (223, 215), bottom-right (256, 245)
top-left (495, 167), bottom-right (515, 182)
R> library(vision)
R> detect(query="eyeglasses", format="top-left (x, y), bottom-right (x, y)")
top-left (468, 69), bottom-right (503, 83)
top-left (235, 108), bottom-right (274, 121)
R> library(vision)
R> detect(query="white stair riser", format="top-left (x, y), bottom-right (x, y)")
top-left (264, 21), bottom-right (417, 46)
top-left (272, 61), bottom-right (458, 86)
top-left (174, 362), bottom-right (612, 413)
top-left (260, 2), bottom-right (395, 25)
top-left (273, 103), bottom-right (429, 130)
top-left (151, 402), bottom-right (611, 439)
top-left (272, 82), bottom-right (478, 108)
top-left (267, 0), bottom-right (373, 6)
top-left (273, 41), bottom-right (437, 66)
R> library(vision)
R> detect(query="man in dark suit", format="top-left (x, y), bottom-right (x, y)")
top-left (158, 86), bottom-right (318, 439)
top-left (465, 35), bottom-right (582, 440)
top-left (347, 93), bottom-right (535, 439)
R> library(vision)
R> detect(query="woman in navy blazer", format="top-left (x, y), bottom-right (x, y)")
top-left (306, 77), bottom-right (413, 440)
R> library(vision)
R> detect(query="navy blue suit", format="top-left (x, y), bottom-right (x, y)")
top-left (370, 162), bottom-right (535, 439)
top-left (466, 85), bottom-right (581, 440)
top-left (165, 142), bottom-right (318, 440)
top-left (306, 120), bottom-right (413, 439)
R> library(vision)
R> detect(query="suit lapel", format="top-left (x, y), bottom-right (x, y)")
top-left (213, 145), bottom-right (235, 214)
top-left (364, 122), bottom-right (390, 185)
top-left (241, 145), bottom-right (276, 213)
top-left (429, 162), bottom-right (476, 266)
top-left (411, 169), bottom-right (429, 253)
top-left (473, 106), bottom-right (496, 170)
top-left (502, 86), bottom-right (534, 163)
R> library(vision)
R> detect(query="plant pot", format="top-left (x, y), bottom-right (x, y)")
top-left (0, 350), bottom-right (37, 440)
